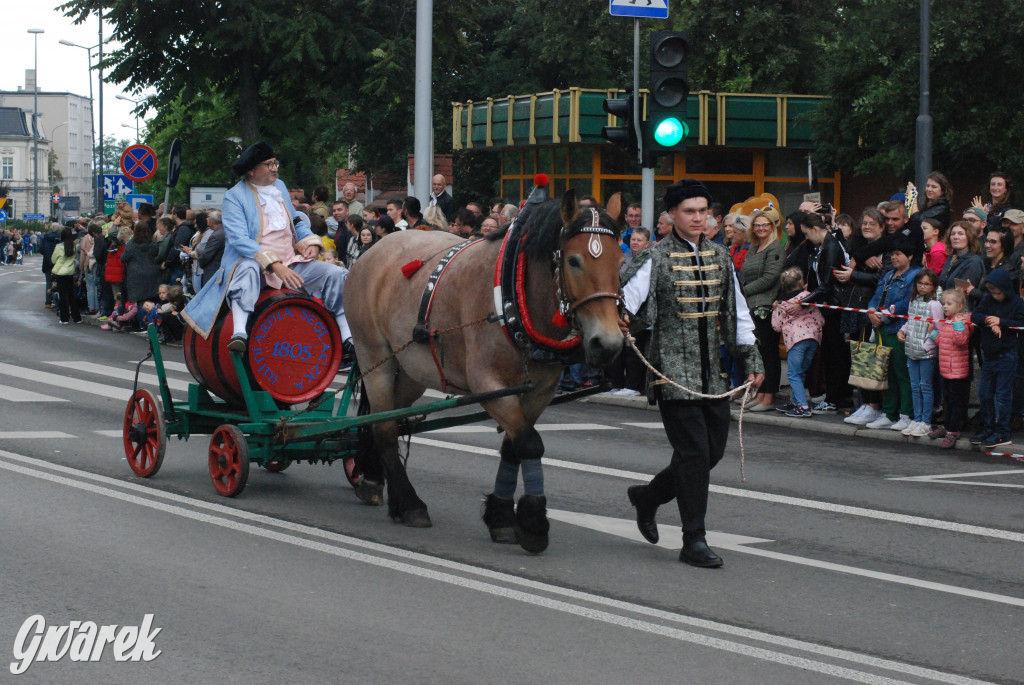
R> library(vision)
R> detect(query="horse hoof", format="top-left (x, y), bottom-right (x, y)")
top-left (515, 495), bottom-right (550, 554)
top-left (353, 478), bottom-right (384, 506)
top-left (397, 508), bottom-right (432, 528)
top-left (489, 527), bottom-right (518, 545)
top-left (481, 494), bottom-right (517, 544)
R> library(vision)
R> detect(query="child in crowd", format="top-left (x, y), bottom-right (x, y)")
top-left (970, 268), bottom-right (1024, 448)
top-left (897, 269), bottom-right (943, 437)
top-left (931, 288), bottom-right (972, 448)
top-left (158, 284), bottom-right (187, 344)
top-left (139, 299), bottom-right (163, 333)
top-left (322, 249), bottom-right (341, 266)
top-left (772, 267), bottom-right (824, 418)
top-left (101, 293), bottom-right (139, 332)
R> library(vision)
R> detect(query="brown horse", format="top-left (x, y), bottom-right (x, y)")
top-left (343, 188), bottom-right (623, 553)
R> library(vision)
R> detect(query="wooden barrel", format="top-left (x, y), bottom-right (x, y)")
top-left (184, 289), bottom-right (342, 407)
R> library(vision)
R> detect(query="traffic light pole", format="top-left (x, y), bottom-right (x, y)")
top-left (633, 19), bottom-right (656, 231)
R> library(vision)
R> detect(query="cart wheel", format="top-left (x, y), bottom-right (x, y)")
top-left (343, 457), bottom-right (361, 487)
top-left (123, 389), bottom-right (166, 478)
top-left (265, 458), bottom-right (291, 473)
top-left (208, 425), bottom-right (250, 497)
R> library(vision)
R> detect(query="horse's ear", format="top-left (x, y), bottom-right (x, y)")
top-left (605, 192), bottom-right (623, 223)
top-left (561, 190), bottom-right (580, 226)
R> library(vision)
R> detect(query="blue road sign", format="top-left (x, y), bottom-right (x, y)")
top-left (23, 214), bottom-right (46, 221)
top-left (125, 194), bottom-right (154, 211)
top-left (609, 0), bottom-right (669, 19)
top-left (103, 174), bottom-right (134, 201)
top-left (0, 209), bottom-right (7, 221)
top-left (167, 138), bottom-right (182, 188)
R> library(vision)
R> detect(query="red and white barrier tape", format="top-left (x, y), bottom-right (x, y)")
top-left (985, 452), bottom-right (1024, 462)
top-left (788, 300), bottom-right (1024, 330)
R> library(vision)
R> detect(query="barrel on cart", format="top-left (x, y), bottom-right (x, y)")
top-left (183, 289), bottom-right (342, 406)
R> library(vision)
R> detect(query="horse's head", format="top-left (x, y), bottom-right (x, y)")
top-left (556, 191), bottom-right (625, 368)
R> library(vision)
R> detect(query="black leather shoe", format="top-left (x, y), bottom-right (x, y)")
top-left (226, 334), bottom-right (247, 353)
top-left (679, 539), bottom-right (723, 568)
top-left (627, 485), bottom-right (659, 544)
top-left (342, 338), bottom-right (356, 364)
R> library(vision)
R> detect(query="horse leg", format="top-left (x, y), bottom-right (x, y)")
top-left (359, 358), bottom-right (431, 527)
top-left (481, 394), bottom-right (551, 553)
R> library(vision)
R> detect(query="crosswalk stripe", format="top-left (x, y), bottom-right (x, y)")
top-left (0, 431), bottom-right (74, 439)
top-left (0, 383), bottom-right (67, 402)
top-left (50, 361), bottom-right (191, 392)
top-left (0, 362), bottom-right (130, 401)
top-left (141, 359), bottom-right (192, 374)
top-left (94, 430), bottom-right (125, 438)
top-left (622, 422), bottom-right (663, 429)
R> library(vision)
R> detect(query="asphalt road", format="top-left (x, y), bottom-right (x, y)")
top-left (1, 258), bottom-right (1022, 684)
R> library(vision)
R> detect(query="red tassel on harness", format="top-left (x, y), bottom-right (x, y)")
top-left (401, 259), bottom-right (425, 278)
top-left (551, 310), bottom-right (569, 328)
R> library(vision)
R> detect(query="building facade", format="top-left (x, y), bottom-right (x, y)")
top-left (1, 71), bottom-right (95, 215)
top-left (0, 107), bottom-right (52, 219)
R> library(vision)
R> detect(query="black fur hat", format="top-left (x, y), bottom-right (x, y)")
top-left (232, 141), bottom-right (274, 177)
top-left (663, 179), bottom-right (713, 212)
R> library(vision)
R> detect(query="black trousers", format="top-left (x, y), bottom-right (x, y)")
top-left (54, 274), bottom-right (82, 323)
top-left (646, 398), bottom-right (730, 542)
top-left (752, 314), bottom-right (781, 395)
top-left (943, 377), bottom-right (970, 433)
top-left (822, 310), bottom-right (852, 406)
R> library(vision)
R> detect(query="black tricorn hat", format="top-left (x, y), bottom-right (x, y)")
top-left (232, 141), bottom-right (274, 177)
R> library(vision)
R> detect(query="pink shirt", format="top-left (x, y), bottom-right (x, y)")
top-left (924, 241), bottom-right (947, 274)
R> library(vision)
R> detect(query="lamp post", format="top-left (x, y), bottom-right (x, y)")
top-left (27, 28), bottom-right (44, 215)
top-left (59, 38), bottom-right (110, 215)
top-left (115, 94), bottom-right (145, 143)
top-left (121, 122), bottom-right (140, 143)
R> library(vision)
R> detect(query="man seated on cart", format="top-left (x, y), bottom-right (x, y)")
top-left (182, 141), bottom-right (354, 360)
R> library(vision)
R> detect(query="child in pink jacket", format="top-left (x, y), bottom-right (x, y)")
top-left (931, 288), bottom-right (972, 448)
top-left (772, 267), bottom-right (825, 417)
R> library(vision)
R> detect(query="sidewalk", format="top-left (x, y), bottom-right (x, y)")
top-left (581, 391), bottom-right (1023, 455)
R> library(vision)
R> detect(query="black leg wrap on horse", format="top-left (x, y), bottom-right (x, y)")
top-left (482, 494), bottom-right (518, 544)
top-left (499, 427), bottom-right (544, 466)
top-left (514, 494), bottom-right (550, 554)
top-left (381, 452), bottom-right (431, 527)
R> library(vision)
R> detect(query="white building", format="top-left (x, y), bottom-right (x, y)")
top-left (0, 106), bottom-right (51, 219)
top-left (0, 70), bottom-right (95, 214)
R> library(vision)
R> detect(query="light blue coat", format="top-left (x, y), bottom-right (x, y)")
top-left (182, 178), bottom-right (312, 338)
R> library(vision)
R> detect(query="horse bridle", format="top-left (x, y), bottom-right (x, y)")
top-left (554, 208), bottom-right (623, 323)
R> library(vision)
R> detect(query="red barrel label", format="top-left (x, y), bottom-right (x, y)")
top-left (249, 302), bottom-right (336, 398)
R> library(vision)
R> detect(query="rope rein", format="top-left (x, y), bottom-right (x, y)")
top-left (625, 333), bottom-right (754, 483)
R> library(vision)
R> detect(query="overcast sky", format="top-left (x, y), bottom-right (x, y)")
top-left (2, 2), bottom-right (153, 143)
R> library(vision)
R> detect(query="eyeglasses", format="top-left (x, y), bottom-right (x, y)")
top-left (259, 160), bottom-right (280, 169)
top-left (984, 238), bottom-right (1000, 244)
top-left (751, 222), bottom-right (772, 229)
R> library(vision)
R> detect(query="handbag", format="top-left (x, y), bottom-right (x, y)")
top-left (848, 332), bottom-right (891, 391)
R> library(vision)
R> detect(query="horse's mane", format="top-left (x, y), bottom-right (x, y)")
top-left (485, 199), bottom-right (621, 261)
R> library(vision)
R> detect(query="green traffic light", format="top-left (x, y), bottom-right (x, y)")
top-left (653, 117), bottom-right (688, 147)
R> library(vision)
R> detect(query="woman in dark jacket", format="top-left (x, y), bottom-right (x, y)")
top-left (967, 227), bottom-right (1015, 309)
top-left (784, 210), bottom-right (809, 272)
top-left (906, 171), bottom-right (953, 237)
top-left (937, 221), bottom-right (986, 294)
top-left (121, 221), bottom-right (163, 305)
top-left (802, 212), bottom-right (852, 412)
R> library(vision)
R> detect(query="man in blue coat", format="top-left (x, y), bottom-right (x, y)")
top-left (182, 142), bottom-right (353, 357)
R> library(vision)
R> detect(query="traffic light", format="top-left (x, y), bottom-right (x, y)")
top-left (602, 93), bottom-right (638, 158)
top-left (647, 30), bottom-right (690, 153)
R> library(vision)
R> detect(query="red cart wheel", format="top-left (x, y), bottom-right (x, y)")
top-left (265, 458), bottom-right (291, 473)
top-left (123, 389), bottom-right (166, 478)
top-left (208, 425), bottom-right (250, 497)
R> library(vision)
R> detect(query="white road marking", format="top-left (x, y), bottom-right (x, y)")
top-left (410, 436), bottom-right (1024, 543)
top-left (548, 509), bottom-right (1024, 609)
top-left (622, 421), bottom-right (664, 429)
top-left (141, 359), bottom-right (192, 375)
top-left (94, 430), bottom-right (125, 437)
top-left (0, 383), bottom-right (67, 402)
top-left (0, 449), bottom-right (994, 685)
top-left (48, 360), bottom-right (191, 392)
top-left (888, 470), bottom-right (1024, 489)
top-left (0, 362), bottom-right (129, 401)
top-left (0, 432), bottom-right (74, 439)
top-left (426, 423), bottom-right (617, 434)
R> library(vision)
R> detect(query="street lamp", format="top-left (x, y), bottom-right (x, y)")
top-left (27, 28), bottom-right (44, 215)
top-left (59, 37), bottom-right (110, 215)
top-left (121, 122), bottom-right (140, 143)
top-left (116, 94), bottom-right (146, 144)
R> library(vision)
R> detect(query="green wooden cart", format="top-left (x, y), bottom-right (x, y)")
top-left (122, 325), bottom-right (603, 497)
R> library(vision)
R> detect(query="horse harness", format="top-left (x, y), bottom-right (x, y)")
top-left (411, 208), bottom-right (621, 389)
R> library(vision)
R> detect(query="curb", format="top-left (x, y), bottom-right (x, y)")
top-left (582, 391), bottom-right (1019, 454)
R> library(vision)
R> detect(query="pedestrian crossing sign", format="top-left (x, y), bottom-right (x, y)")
top-left (609, 0), bottom-right (669, 19)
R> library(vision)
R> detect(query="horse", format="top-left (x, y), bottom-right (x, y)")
top-left (343, 186), bottom-right (624, 553)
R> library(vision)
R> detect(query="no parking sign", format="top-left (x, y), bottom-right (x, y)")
top-left (120, 144), bottom-right (158, 183)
